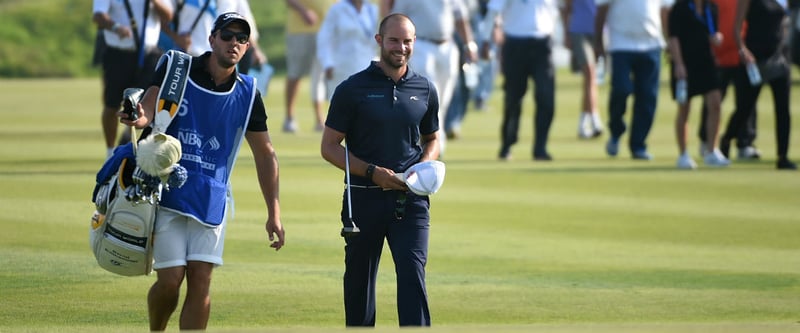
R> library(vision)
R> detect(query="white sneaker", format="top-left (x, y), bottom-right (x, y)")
top-left (578, 113), bottom-right (592, 139)
top-left (578, 128), bottom-right (593, 139)
top-left (676, 152), bottom-right (697, 170)
top-left (704, 149), bottom-right (731, 167)
top-left (578, 112), bottom-right (602, 139)
top-left (282, 119), bottom-right (298, 133)
top-left (591, 112), bottom-right (604, 134)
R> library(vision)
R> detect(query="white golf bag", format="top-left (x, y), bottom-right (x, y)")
top-left (90, 161), bottom-right (157, 276)
top-left (88, 50), bottom-right (191, 276)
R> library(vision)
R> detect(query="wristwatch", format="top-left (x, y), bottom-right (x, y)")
top-left (365, 164), bottom-right (376, 180)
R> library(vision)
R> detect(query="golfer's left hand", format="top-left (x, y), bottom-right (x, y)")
top-left (265, 218), bottom-right (284, 251)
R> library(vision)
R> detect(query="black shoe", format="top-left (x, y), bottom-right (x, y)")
top-left (533, 151), bottom-right (552, 161)
top-left (631, 150), bottom-right (653, 161)
top-left (737, 146), bottom-right (761, 160)
top-left (719, 138), bottom-right (730, 158)
top-left (474, 98), bottom-right (486, 111)
top-left (499, 146), bottom-right (511, 161)
top-left (777, 159), bottom-right (797, 170)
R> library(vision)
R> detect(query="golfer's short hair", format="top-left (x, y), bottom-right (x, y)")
top-left (378, 13), bottom-right (415, 36)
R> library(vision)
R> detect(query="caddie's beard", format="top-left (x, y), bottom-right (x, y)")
top-left (215, 49), bottom-right (241, 69)
top-left (216, 55), bottom-right (238, 69)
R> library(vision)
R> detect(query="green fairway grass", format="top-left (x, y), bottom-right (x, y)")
top-left (0, 71), bottom-right (798, 332)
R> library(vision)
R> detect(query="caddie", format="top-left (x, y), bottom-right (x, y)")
top-left (119, 12), bottom-right (284, 331)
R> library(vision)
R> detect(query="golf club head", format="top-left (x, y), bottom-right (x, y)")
top-left (121, 88), bottom-right (144, 121)
top-left (340, 219), bottom-right (360, 237)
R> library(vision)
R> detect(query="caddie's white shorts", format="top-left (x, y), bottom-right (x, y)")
top-left (152, 209), bottom-right (226, 270)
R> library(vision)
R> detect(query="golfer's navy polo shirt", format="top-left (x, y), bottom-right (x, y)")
top-left (326, 61), bottom-right (439, 186)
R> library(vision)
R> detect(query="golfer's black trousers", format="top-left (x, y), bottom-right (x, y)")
top-left (341, 188), bottom-right (431, 327)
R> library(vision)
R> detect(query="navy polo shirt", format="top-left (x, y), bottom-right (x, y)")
top-left (326, 61), bottom-right (439, 186)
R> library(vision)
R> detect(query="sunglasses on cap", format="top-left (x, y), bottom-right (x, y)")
top-left (218, 29), bottom-right (249, 44)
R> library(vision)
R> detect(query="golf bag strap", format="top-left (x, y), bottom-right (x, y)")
top-left (122, 0), bottom-right (149, 68)
top-left (153, 50), bottom-right (192, 133)
top-left (121, 0), bottom-right (141, 53)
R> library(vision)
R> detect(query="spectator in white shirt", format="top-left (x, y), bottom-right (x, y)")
top-left (92, 0), bottom-right (173, 157)
top-left (317, 0), bottom-right (379, 99)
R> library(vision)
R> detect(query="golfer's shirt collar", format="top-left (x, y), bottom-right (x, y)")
top-left (367, 61), bottom-right (415, 84)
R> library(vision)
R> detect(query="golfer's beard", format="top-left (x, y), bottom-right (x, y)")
top-left (381, 49), bottom-right (409, 69)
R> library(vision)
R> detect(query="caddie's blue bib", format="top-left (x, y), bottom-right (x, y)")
top-left (159, 74), bottom-right (256, 226)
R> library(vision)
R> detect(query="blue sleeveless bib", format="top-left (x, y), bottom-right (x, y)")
top-left (160, 74), bottom-right (256, 226)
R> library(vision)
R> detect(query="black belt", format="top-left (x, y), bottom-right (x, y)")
top-left (348, 184), bottom-right (383, 190)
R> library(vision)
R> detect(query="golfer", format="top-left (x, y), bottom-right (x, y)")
top-left (119, 12), bottom-right (284, 331)
top-left (320, 13), bottom-right (440, 327)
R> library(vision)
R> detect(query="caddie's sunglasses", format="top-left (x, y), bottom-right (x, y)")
top-left (219, 29), bottom-right (249, 44)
